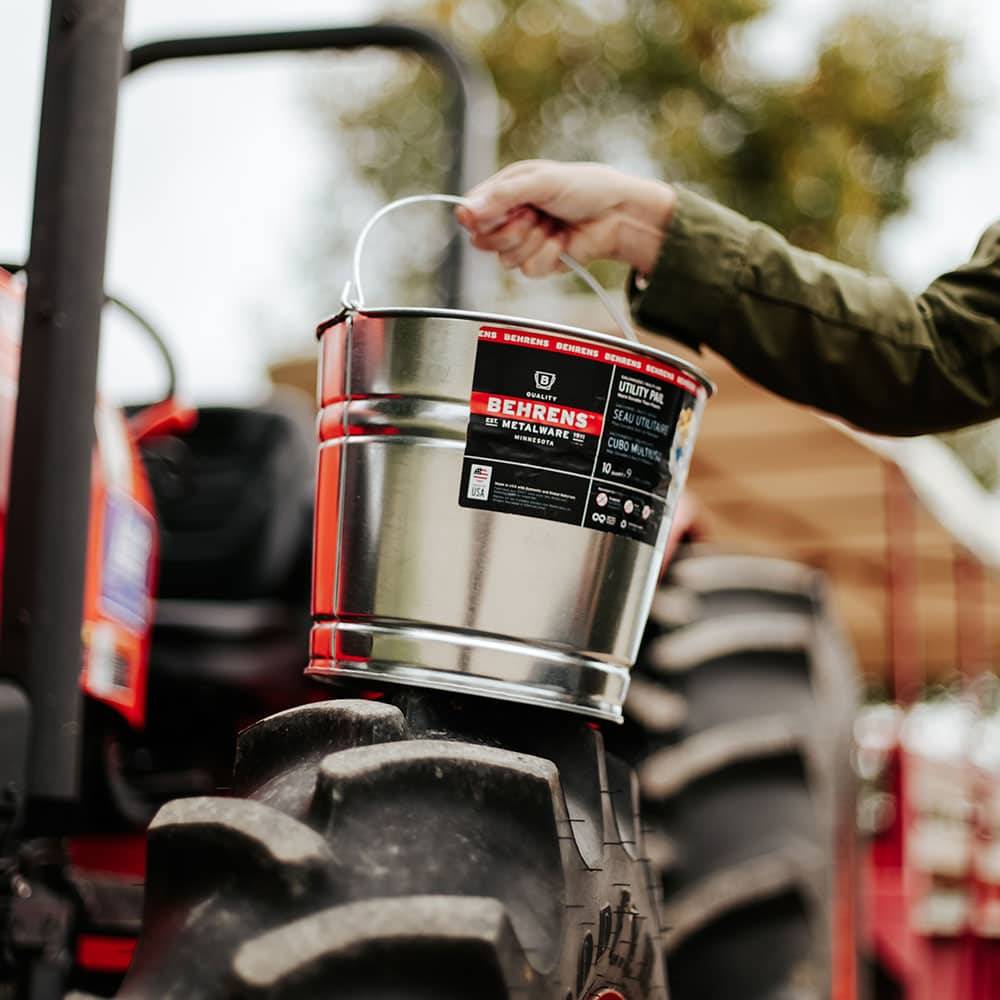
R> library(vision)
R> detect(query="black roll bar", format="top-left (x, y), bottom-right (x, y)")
top-left (126, 22), bottom-right (495, 309)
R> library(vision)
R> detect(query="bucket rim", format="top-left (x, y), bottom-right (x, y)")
top-left (317, 305), bottom-right (716, 397)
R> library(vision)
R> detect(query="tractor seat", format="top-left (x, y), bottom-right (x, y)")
top-left (140, 393), bottom-right (314, 605)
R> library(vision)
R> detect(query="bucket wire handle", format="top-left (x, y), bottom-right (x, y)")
top-left (342, 193), bottom-right (639, 344)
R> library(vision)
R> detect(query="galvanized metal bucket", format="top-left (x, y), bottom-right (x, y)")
top-left (308, 195), bottom-right (714, 721)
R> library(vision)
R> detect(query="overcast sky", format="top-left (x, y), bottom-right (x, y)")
top-left (2, 0), bottom-right (998, 403)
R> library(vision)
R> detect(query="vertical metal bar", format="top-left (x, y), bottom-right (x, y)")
top-left (883, 461), bottom-right (920, 706)
top-left (0, 0), bottom-right (126, 823)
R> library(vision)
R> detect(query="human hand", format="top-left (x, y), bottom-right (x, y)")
top-left (455, 160), bottom-right (675, 278)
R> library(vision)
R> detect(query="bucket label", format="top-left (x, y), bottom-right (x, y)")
top-left (460, 325), bottom-right (704, 544)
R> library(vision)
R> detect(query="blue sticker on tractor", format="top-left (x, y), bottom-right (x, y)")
top-left (100, 491), bottom-right (154, 632)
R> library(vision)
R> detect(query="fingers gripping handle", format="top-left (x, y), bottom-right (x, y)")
top-left (341, 193), bottom-right (639, 344)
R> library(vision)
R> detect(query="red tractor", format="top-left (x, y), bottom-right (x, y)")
top-left (1, 5), bottom-right (859, 999)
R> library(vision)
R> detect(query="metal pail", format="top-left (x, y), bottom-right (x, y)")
top-left (308, 196), bottom-right (714, 721)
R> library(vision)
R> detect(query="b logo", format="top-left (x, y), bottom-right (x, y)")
top-left (534, 370), bottom-right (557, 390)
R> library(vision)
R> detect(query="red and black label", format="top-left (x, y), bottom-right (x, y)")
top-left (459, 325), bottom-right (703, 545)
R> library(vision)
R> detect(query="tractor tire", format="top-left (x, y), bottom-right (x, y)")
top-left (609, 549), bottom-right (857, 1000)
top-left (87, 693), bottom-right (669, 1000)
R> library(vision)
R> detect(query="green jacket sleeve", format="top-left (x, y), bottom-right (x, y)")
top-left (629, 186), bottom-right (1000, 436)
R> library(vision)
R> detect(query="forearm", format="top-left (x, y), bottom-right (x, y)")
top-left (631, 187), bottom-right (1000, 436)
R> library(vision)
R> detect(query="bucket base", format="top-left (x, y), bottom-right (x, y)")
top-left (308, 621), bottom-right (628, 722)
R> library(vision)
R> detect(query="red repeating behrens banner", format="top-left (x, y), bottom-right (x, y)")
top-left (469, 391), bottom-right (605, 436)
top-left (478, 326), bottom-right (702, 396)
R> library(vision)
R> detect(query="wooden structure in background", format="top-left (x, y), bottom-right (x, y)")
top-left (661, 342), bottom-right (993, 690)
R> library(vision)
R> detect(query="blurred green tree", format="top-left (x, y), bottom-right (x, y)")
top-left (314, 0), bottom-right (961, 279)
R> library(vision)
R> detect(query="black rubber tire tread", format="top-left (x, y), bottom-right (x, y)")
top-left (612, 547), bottom-right (857, 1000)
top-left (109, 695), bottom-right (668, 999)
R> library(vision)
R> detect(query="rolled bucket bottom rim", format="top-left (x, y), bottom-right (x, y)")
top-left (308, 620), bottom-right (629, 723)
